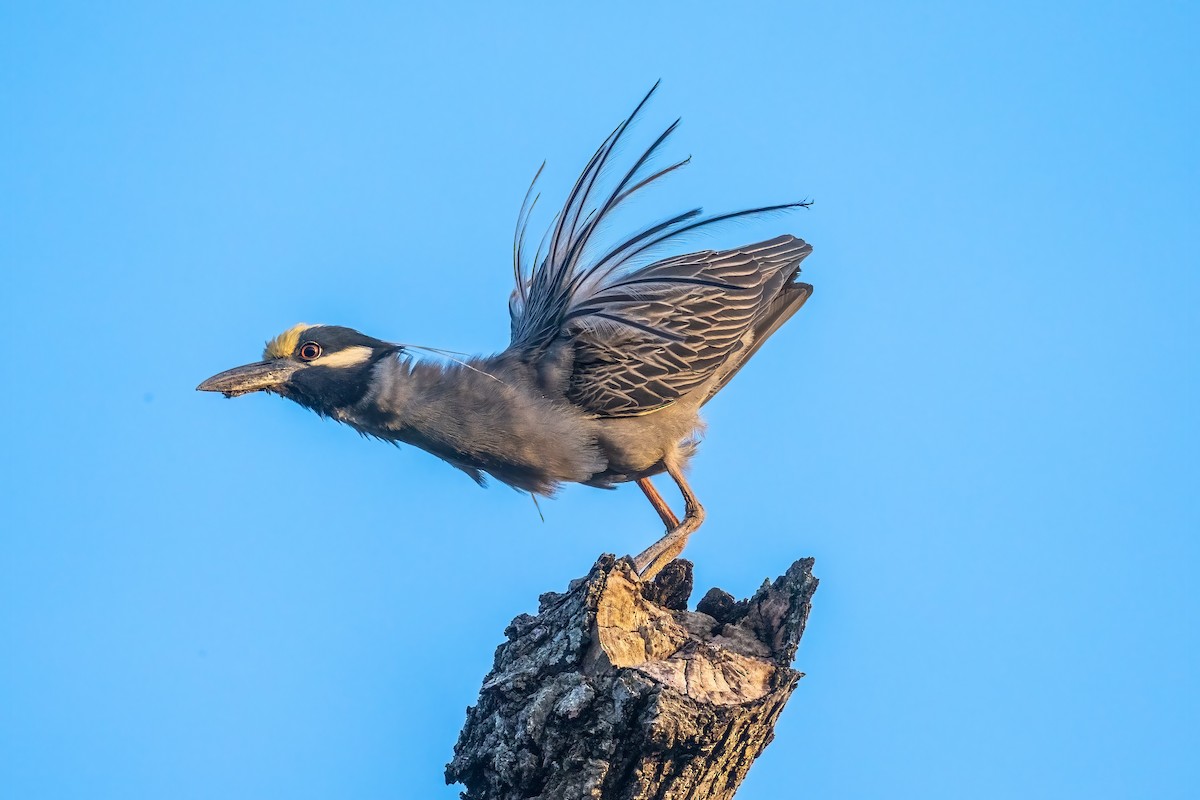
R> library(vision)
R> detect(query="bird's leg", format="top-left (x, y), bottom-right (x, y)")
top-left (637, 477), bottom-right (680, 530)
top-left (632, 462), bottom-right (706, 582)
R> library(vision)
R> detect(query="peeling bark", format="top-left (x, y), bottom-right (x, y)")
top-left (446, 555), bottom-right (817, 800)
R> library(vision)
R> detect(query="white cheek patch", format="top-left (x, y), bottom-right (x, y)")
top-left (315, 345), bottom-right (375, 368)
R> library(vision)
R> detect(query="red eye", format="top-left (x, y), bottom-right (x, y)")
top-left (298, 342), bottom-right (322, 361)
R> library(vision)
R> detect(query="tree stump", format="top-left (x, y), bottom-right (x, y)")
top-left (446, 554), bottom-right (818, 800)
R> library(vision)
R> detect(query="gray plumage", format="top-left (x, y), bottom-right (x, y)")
top-left (198, 84), bottom-right (814, 579)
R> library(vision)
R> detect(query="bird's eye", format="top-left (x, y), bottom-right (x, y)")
top-left (298, 342), bottom-right (322, 361)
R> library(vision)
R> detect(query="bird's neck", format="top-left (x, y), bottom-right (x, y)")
top-left (337, 355), bottom-right (503, 444)
top-left (335, 351), bottom-right (604, 492)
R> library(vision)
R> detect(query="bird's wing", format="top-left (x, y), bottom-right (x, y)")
top-left (561, 236), bottom-right (812, 417)
top-left (507, 83), bottom-right (807, 364)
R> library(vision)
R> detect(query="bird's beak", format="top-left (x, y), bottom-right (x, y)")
top-left (196, 360), bottom-right (301, 398)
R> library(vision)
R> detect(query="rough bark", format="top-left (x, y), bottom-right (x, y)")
top-left (446, 555), bottom-right (817, 800)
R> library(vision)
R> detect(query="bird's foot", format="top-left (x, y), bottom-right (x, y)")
top-left (631, 505), bottom-right (704, 582)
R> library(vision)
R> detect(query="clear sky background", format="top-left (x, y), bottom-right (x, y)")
top-left (2, 2), bottom-right (1196, 798)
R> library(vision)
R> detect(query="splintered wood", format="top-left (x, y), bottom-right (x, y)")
top-left (447, 555), bottom-right (817, 800)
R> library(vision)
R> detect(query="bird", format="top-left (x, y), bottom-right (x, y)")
top-left (197, 84), bottom-right (814, 581)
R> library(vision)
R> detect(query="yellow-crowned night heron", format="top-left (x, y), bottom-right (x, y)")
top-left (198, 85), bottom-right (814, 580)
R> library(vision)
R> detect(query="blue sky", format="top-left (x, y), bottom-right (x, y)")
top-left (2, 2), bottom-right (1196, 798)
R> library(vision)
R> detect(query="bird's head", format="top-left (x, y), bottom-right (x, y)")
top-left (197, 324), bottom-right (401, 412)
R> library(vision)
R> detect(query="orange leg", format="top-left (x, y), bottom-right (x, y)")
top-left (632, 462), bottom-right (706, 581)
top-left (637, 476), bottom-right (680, 530)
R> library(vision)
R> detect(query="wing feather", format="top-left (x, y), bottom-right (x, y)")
top-left (564, 236), bottom-right (813, 417)
top-left (506, 86), bottom-right (814, 417)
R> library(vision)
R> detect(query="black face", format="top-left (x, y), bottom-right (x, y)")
top-left (280, 326), bottom-right (401, 413)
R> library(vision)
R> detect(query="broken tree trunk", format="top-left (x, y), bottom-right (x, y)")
top-left (446, 555), bottom-right (817, 800)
